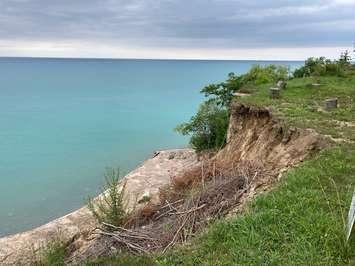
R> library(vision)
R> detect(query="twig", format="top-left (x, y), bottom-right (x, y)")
top-left (160, 199), bottom-right (183, 210)
top-left (101, 223), bottom-right (151, 238)
top-left (97, 231), bottom-right (148, 254)
top-left (162, 214), bottom-right (190, 253)
top-left (170, 204), bottom-right (206, 215)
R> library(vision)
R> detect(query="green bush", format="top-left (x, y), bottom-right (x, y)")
top-left (243, 64), bottom-right (289, 85)
top-left (293, 52), bottom-right (352, 78)
top-left (175, 101), bottom-right (229, 152)
top-left (87, 168), bottom-right (127, 227)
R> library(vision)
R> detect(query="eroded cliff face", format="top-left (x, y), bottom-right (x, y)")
top-left (0, 103), bottom-right (326, 265)
top-left (218, 103), bottom-right (324, 174)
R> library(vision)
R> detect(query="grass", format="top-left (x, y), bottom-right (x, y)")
top-left (36, 241), bottom-right (66, 266)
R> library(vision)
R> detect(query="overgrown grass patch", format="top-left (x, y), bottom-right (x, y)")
top-left (157, 146), bottom-right (355, 265)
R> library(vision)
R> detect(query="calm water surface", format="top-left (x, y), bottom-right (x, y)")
top-left (0, 58), bottom-right (301, 236)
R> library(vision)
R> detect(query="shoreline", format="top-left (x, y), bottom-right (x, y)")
top-left (0, 149), bottom-right (198, 265)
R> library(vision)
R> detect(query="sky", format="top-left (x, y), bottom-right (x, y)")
top-left (0, 0), bottom-right (354, 60)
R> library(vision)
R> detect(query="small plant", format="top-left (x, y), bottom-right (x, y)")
top-left (37, 241), bottom-right (66, 266)
top-left (87, 168), bottom-right (127, 227)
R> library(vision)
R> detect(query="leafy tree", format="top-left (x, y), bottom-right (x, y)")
top-left (175, 101), bottom-right (229, 152)
top-left (200, 72), bottom-right (243, 108)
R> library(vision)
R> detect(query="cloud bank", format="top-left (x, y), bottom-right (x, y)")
top-left (0, 0), bottom-right (354, 59)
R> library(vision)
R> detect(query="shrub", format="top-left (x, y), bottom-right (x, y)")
top-left (293, 52), bottom-right (352, 78)
top-left (175, 101), bottom-right (229, 152)
top-left (243, 64), bottom-right (289, 85)
top-left (87, 168), bottom-right (127, 227)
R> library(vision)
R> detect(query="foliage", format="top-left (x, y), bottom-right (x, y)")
top-left (200, 72), bottom-right (244, 108)
top-left (175, 100), bottom-right (229, 152)
top-left (243, 64), bottom-right (289, 85)
top-left (87, 168), bottom-right (127, 227)
top-left (293, 52), bottom-right (352, 78)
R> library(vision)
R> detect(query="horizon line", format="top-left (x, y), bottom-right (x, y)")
top-left (0, 55), bottom-right (304, 62)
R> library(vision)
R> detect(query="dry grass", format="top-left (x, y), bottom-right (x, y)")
top-left (80, 161), bottom-right (267, 261)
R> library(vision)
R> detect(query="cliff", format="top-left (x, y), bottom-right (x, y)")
top-left (0, 103), bottom-right (326, 265)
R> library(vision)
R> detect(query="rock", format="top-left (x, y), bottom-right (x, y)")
top-left (269, 87), bottom-right (281, 99)
top-left (276, 80), bottom-right (287, 90)
top-left (324, 98), bottom-right (338, 111)
top-left (138, 191), bottom-right (151, 204)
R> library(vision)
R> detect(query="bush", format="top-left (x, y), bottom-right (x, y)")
top-left (293, 52), bottom-right (352, 78)
top-left (175, 101), bottom-right (229, 152)
top-left (87, 168), bottom-right (127, 227)
top-left (243, 64), bottom-right (289, 85)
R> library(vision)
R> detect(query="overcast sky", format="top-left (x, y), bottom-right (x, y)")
top-left (0, 0), bottom-right (354, 60)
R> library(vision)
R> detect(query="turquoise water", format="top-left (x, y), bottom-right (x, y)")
top-left (0, 58), bottom-right (301, 236)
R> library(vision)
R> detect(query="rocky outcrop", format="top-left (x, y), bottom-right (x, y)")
top-left (0, 149), bottom-right (198, 265)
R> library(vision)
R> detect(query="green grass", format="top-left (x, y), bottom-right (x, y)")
top-left (84, 146), bottom-right (355, 266)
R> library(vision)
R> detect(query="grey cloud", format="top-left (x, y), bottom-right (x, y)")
top-left (0, 0), bottom-right (354, 49)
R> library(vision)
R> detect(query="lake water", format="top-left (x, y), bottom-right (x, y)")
top-left (0, 58), bottom-right (301, 236)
